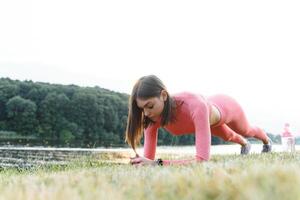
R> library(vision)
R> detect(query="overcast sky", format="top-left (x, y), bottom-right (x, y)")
top-left (1, 0), bottom-right (300, 135)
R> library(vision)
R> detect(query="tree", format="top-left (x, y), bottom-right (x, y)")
top-left (69, 90), bottom-right (104, 141)
top-left (39, 92), bottom-right (71, 140)
top-left (0, 79), bottom-right (19, 120)
top-left (6, 96), bottom-right (37, 135)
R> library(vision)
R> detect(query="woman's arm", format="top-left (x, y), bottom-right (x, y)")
top-left (192, 100), bottom-right (211, 161)
top-left (143, 124), bottom-right (159, 160)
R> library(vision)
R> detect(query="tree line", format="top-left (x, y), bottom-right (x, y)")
top-left (0, 77), bottom-right (281, 147)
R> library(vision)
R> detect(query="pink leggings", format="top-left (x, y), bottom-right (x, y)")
top-left (208, 95), bottom-right (268, 144)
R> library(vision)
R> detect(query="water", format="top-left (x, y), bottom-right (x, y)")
top-left (134, 144), bottom-right (300, 156)
top-left (1, 144), bottom-right (299, 168)
top-left (1, 144), bottom-right (299, 160)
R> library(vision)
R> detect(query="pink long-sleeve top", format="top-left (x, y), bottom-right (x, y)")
top-left (143, 92), bottom-right (212, 166)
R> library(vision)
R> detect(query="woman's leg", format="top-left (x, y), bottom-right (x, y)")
top-left (211, 124), bottom-right (252, 154)
top-left (208, 94), bottom-right (269, 144)
top-left (211, 124), bottom-right (247, 145)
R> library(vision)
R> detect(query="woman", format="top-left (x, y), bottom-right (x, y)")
top-left (126, 75), bottom-right (272, 166)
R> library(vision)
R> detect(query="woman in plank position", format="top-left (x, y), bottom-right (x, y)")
top-left (125, 75), bottom-right (272, 166)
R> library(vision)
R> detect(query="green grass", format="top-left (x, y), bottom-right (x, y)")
top-left (0, 152), bottom-right (300, 200)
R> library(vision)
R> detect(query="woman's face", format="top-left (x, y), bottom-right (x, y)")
top-left (136, 91), bottom-right (167, 122)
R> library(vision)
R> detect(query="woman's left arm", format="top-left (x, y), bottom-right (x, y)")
top-left (191, 100), bottom-right (211, 161)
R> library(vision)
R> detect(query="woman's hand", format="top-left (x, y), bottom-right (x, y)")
top-left (130, 154), bottom-right (157, 166)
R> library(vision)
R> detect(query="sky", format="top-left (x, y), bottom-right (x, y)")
top-left (1, 0), bottom-right (300, 135)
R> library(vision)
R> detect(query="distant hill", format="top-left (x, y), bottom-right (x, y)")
top-left (0, 77), bottom-right (129, 147)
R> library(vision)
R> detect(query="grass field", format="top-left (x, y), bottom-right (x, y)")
top-left (0, 152), bottom-right (299, 200)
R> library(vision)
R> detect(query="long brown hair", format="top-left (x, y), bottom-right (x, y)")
top-left (125, 75), bottom-right (178, 154)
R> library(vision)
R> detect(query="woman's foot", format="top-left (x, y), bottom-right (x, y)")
top-left (262, 138), bottom-right (272, 153)
top-left (241, 140), bottom-right (251, 155)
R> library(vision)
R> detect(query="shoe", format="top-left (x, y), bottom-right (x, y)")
top-left (262, 138), bottom-right (272, 153)
top-left (241, 141), bottom-right (251, 155)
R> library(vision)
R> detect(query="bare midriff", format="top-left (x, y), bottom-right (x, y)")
top-left (209, 105), bottom-right (221, 126)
